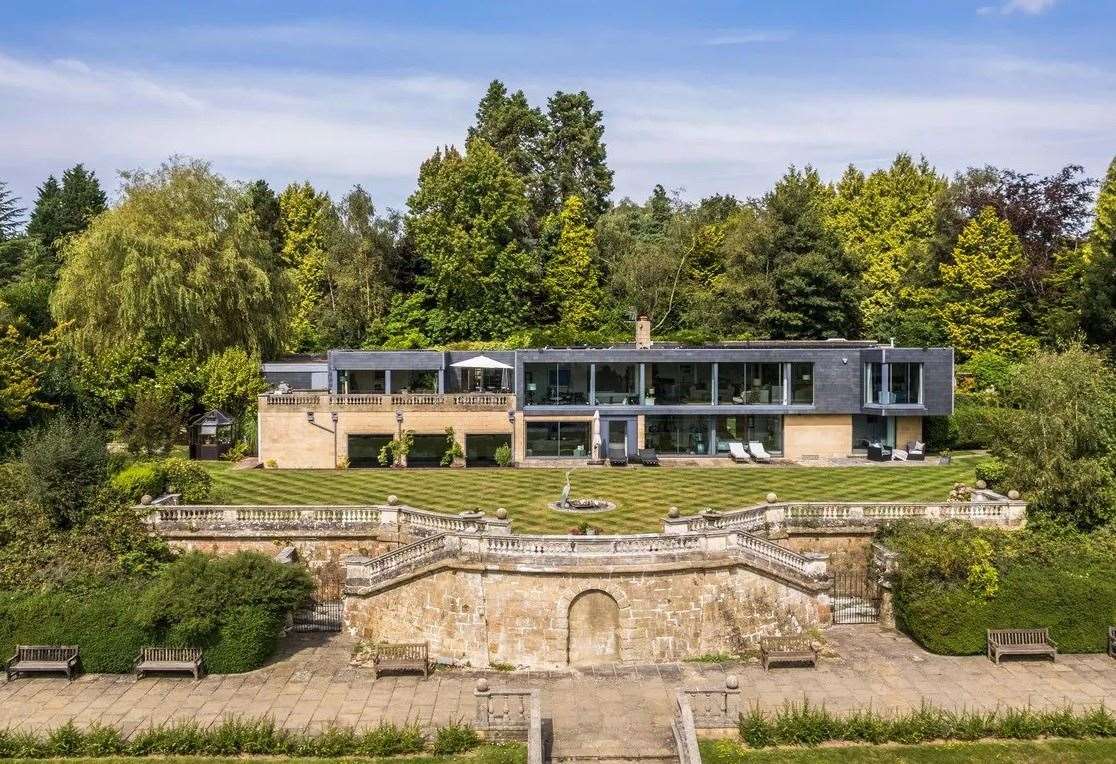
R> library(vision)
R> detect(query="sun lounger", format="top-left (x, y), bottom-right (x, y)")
top-left (728, 442), bottom-right (751, 463)
top-left (748, 441), bottom-right (772, 463)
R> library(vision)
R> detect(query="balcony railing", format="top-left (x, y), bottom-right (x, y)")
top-left (262, 392), bottom-right (515, 412)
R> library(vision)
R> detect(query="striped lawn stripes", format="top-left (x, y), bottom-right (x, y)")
top-left (202, 459), bottom-right (981, 536)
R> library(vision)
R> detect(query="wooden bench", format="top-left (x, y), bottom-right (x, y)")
top-left (987, 628), bottom-right (1057, 664)
top-left (133, 647), bottom-right (204, 679)
top-left (760, 636), bottom-right (818, 671)
top-left (6, 645), bottom-right (80, 680)
top-left (370, 642), bottom-right (429, 679)
top-left (1108, 626), bottom-right (1115, 659)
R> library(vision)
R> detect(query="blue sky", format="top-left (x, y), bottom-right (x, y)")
top-left (1, 0), bottom-right (1114, 212)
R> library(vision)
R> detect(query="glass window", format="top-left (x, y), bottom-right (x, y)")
top-left (391, 370), bottom-right (437, 394)
top-left (525, 422), bottom-right (590, 457)
top-left (717, 363), bottom-right (748, 404)
top-left (746, 363), bottom-right (783, 405)
top-left (789, 363), bottom-right (813, 405)
top-left (864, 363), bottom-right (884, 404)
top-left (890, 363), bottom-right (922, 404)
top-left (347, 434), bottom-right (393, 467)
top-left (453, 367), bottom-right (512, 393)
top-left (645, 415), bottom-right (711, 454)
top-left (465, 434), bottom-right (512, 466)
top-left (593, 363), bottom-right (639, 405)
top-left (852, 414), bottom-right (894, 449)
top-left (523, 363), bottom-right (590, 405)
top-left (747, 415), bottom-right (783, 453)
top-left (715, 415), bottom-right (747, 452)
top-left (344, 370), bottom-right (385, 394)
top-left (646, 363), bottom-right (712, 405)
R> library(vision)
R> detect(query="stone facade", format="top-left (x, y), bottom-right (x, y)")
top-left (782, 414), bottom-right (853, 460)
top-left (344, 562), bottom-right (826, 669)
top-left (780, 533), bottom-right (874, 574)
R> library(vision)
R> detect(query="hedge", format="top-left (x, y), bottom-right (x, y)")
top-left (883, 521), bottom-right (1116, 654)
top-left (0, 585), bottom-right (148, 673)
top-left (110, 462), bottom-right (166, 503)
top-left (0, 552), bottom-right (313, 674)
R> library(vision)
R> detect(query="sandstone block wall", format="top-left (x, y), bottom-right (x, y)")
top-left (782, 414), bottom-right (853, 460)
top-left (781, 533), bottom-right (873, 574)
top-left (896, 416), bottom-right (924, 448)
top-left (344, 563), bottom-right (825, 669)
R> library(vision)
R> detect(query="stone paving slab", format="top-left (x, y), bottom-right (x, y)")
top-left (2, 628), bottom-right (1115, 759)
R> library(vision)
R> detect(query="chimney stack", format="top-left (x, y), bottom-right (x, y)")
top-left (635, 316), bottom-right (652, 349)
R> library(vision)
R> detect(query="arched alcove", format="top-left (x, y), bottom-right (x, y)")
top-left (566, 589), bottom-right (621, 665)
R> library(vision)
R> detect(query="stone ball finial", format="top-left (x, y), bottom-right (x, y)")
top-left (1007, 489), bottom-right (1020, 500)
top-left (140, 494), bottom-right (153, 506)
top-left (975, 480), bottom-right (987, 490)
top-left (766, 492), bottom-right (778, 504)
top-left (668, 506), bottom-right (680, 518)
top-left (496, 508), bottom-right (508, 520)
top-left (387, 495), bottom-right (399, 506)
top-left (726, 675), bottom-right (739, 690)
top-left (475, 678), bottom-right (489, 693)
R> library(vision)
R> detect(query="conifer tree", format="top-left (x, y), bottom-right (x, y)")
top-left (1081, 157), bottom-right (1116, 348)
top-left (279, 183), bottom-right (335, 352)
top-left (541, 91), bottom-right (614, 223)
top-left (543, 195), bottom-right (601, 332)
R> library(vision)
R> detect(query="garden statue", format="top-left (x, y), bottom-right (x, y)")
top-left (560, 470), bottom-right (572, 509)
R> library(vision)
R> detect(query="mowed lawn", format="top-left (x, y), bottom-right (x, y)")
top-left (203, 458), bottom-right (980, 535)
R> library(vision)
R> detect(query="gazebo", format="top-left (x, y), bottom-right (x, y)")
top-left (189, 409), bottom-right (234, 460)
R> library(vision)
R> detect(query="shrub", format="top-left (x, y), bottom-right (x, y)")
top-left (494, 442), bottom-right (513, 467)
top-left (161, 456), bottom-right (213, 502)
top-left (0, 584), bottom-right (149, 672)
top-left (883, 522), bottom-right (1116, 654)
top-left (122, 386), bottom-right (183, 456)
top-left (974, 457), bottom-right (1008, 491)
top-left (432, 723), bottom-right (480, 755)
top-left (357, 723), bottom-right (426, 757)
top-left (140, 551), bottom-right (313, 672)
top-left (21, 415), bottom-right (108, 528)
top-left (110, 461), bottom-right (166, 502)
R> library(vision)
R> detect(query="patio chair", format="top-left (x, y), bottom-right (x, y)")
top-left (728, 442), bottom-right (751, 463)
top-left (608, 444), bottom-right (629, 467)
top-left (891, 448), bottom-right (909, 461)
top-left (867, 443), bottom-right (891, 462)
top-left (748, 441), bottom-right (772, 463)
top-left (638, 448), bottom-right (660, 466)
top-left (906, 441), bottom-right (926, 461)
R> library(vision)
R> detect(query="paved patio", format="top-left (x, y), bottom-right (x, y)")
top-left (2, 626), bottom-right (1114, 760)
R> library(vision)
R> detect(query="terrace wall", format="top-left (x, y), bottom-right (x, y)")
top-left (344, 563), bottom-right (825, 669)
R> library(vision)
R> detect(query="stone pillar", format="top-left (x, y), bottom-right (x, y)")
top-left (803, 551), bottom-right (829, 579)
top-left (764, 505), bottom-right (786, 538)
top-left (878, 585), bottom-right (896, 629)
top-left (513, 413), bottom-right (527, 463)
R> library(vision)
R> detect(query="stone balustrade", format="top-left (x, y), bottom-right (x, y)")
top-left (344, 533), bottom-right (454, 590)
top-left (684, 677), bottom-right (743, 729)
top-left (262, 392), bottom-right (516, 412)
top-left (473, 682), bottom-right (543, 764)
top-left (662, 494), bottom-right (1026, 535)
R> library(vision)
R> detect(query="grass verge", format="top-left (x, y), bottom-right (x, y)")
top-left (699, 737), bottom-right (1116, 763)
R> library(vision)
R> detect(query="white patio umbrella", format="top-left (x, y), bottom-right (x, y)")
top-left (449, 355), bottom-right (513, 391)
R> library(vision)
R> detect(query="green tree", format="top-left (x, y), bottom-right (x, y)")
top-left (403, 138), bottom-right (536, 341)
top-left (25, 176), bottom-right (63, 248)
top-left (939, 207), bottom-right (1036, 360)
top-left (0, 323), bottom-right (64, 431)
top-left (0, 181), bottom-right (23, 240)
top-left (986, 345), bottom-right (1116, 530)
top-left (829, 155), bottom-right (947, 339)
top-left (1081, 157), bottom-right (1116, 348)
top-left (245, 179), bottom-right (284, 262)
top-left (51, 158), bottom-right (294, 359)
top-left (749, 167), bottom-right (860, 339)
top-left (469, 80), bottom-right (546, 219)
top-left (21, 415), bottom-right (108, 529)
top-left (541, 91), bottom-right (614, 222)
top-left (279, 182), bottom-right (335, 352)
top-left (121, 386), bottom-right (182, 456)
top-left (199, 347), bottom-right (267, 421)
top-left (543, 195), bottom-right (602, 331)
top-left (320, 186), bottom-right (402, 348)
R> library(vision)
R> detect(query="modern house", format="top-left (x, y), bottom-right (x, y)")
top-left (258, 321), bottom-right (953, 468)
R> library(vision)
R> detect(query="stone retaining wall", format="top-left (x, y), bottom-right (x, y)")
top-left (344, 562), bottom-right (826, 669)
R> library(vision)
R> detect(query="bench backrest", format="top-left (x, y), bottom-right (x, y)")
top-left (142, 646), bottom-right (202, 662)
top-left (372, 642), bottom-right (428, 661)
top-left (987, 628), bottom-right (1050, 645)
top-left (1110, 626), bottom-right (1116, 639)
top-left (761, 636), bottom-right (813, 653)
top-left (16, 645), bottom-right (78, 662)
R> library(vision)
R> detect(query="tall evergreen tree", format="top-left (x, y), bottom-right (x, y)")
top-left (543, 195), bottom-right (602, 332)
top-left (245, 179), bottom-right (284, 262)
top-left (1081, 157), bottom-right (1116, 348)
top-left (0, 181), bottom-right (24, 240)
top-left (279, 182), bottom-right (335, 352)
top-left (469, 81), bottom-right (546, 186)
top-left (541, 91), bottom-right (614, 223)
top-left (754, 167), bottom-right (860, 339)
top-left (57, 164), bottom-right (107, 239)
top-left (939, 207), bottom-right (1036, 360)
top-left (403, 138), bottom-right (536, 341)
top-left (25, 176), bottom-right (64, 247)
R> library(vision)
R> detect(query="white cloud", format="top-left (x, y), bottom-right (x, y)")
top-left (703, 30), bottom-right (791, 46)
top-left (978, 0), bottom-right (1057, 15)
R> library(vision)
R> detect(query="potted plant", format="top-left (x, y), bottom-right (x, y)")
top-left (494, 442), bottom-right (513, 467)
top-left (379, 429), bottom-right (414, 468)
top-left (441, 426), bottom-right (465, 468)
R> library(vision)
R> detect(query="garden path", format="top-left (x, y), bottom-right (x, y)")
top-left (2, 627), bottom-right (1115, 761)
